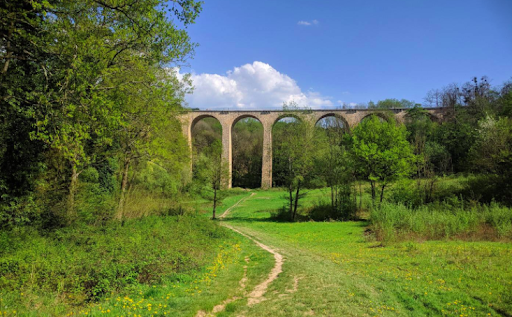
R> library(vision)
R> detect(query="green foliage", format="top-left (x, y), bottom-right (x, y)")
top-left (469, 116), bottom-right (512, 173)
top-left (1, 0), bottom-right (200, 225)
top-left (193, 140), bottom-right (229, 219)
top-left (497, 87), bottom-right (512, 117)
top-left (463, 116), bottom-right (512, 205)
top-left (134, 161), bottom-right (183, 197)
top-left (0, 215), bottom-right (229, 309)
top-left (368, 98), bottom-right (417, 109)
top-left (232, 118), bottom-right (263, 188)
top-left (433, 111), bottom-right (476, 173)
top-left (371, 201), bottom-right (512, 241)
top-left (192, 117), bottom-right (222, 155)
top-left (273, 104), bottom-right (317, 221)
top-left (351, 115), bottom-right (415, 203)
top-left (314, 119), bottom-right (357, 220)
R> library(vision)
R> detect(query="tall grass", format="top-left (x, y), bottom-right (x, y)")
top-left (371, 201), bottom-right (512, 241)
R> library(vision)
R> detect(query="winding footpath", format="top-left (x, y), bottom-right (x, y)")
top-left (196, 193), bottom-right (284, 316)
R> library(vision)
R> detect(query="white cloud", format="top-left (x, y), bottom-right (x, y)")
top-left (298, 19), bottom-right (319, 26)
top-left (182, 61), bottom-right (333, 110)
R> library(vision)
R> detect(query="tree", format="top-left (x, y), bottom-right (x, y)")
top-left (405, 107), bottom-right (449, 202)
top-left (232, 118), bottom-right (263, 188)
top-left (433, 111), bottom-right (475, 173)
top-left (315, 117), bottom-right (356, 220)
top-left (113, 67), bottom-right (191, 220)
top-left (273, 104), bottom-right (316, 221)
top-left (424, 83), bottom-right (463, 109)
top-left (351, 115), bottom-right (415, 204)
top-left (0, 0), bottom-right (57, 227)
top-left (368, 99), bottom-right (417, 109)
top-left (192, 118), bottom-right (222, 155)
top-left (470, 116), bottom-right (512, 174)
top-left (1, 0), bottom-right (201, 224)
top-left (194, 140), bottom-right (228, 220)
top-left (467, 115), bottom-right (512, 205)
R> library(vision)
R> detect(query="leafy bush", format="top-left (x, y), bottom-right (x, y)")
top-left (306, 203), bottom-right (335, 221)
top-left (134, 161), bottom-right (182, 197)
top-left (388, 179), bottom-right (424, 207)
top-left (306, 196), bottom-right (357, 221)
top-left (75, 182), bottom-right (116, 225)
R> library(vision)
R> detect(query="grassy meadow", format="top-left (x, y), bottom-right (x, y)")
top-left (219, 188), bottom-right (512, 316)
top-left (1, 184), bottom-right (511, 316)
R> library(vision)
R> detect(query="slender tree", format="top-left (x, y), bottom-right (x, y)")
top-left (273, 104), bottom-right (316, 221)
top-left (194, 140), bottom-right (228, 220)
top-left (316, 117), bottom-right (356, 219)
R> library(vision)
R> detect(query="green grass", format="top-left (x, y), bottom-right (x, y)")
top-left (70, 190), bottom-right (278, 317)
top-left (0, 212), bottom-right (272, 316)
top-left (221, 188), bottom-right (512, 316)
top-left (76, 231), bottom-right (274, 317)
top-left (3, 186), bottom-right (511, 316)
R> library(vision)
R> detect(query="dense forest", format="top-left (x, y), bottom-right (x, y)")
top-left (1, 0), bottom-right (200, 228)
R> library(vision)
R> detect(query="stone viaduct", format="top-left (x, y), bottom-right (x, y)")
top-left (179, 108), bottom-right (448, 189)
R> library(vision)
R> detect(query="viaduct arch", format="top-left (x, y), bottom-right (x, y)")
top-left (179, 108), bottom-right (448, 189)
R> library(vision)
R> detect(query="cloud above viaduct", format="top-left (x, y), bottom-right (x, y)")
top-left (181, 61), bottom-right (334, 110)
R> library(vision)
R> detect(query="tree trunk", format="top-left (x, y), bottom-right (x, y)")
top-left (116, 157), bottom-right (131, 220)
top-left (288, 183), bottom-right (293, 218)
top-left (370, 181), bottom-right (376, 205)
top-left (331, 185), bottom-right (335, 213)
top-left (212, 186), bottom-right (217, 220)
top-left (292, 180), bottom-right (301, 221)
top-left (67, 163), bottom-right (79, 224)
top-left (379, 184), bottom-right (386, 204)
top-left (358, 181), bottom-right (362, 211)
top-left (352, 183), bottom-right (357, 219)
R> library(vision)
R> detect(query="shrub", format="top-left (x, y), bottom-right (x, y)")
top-left (306, 196), bottom-right (357, 221)
top-left (370, 201), bottom-right (512, 241)
top-left (388, 179), bottom-right (424, 207)
top-left (270, 206), bottom-right (294, 222)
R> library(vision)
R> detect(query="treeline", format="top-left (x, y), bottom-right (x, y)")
top-left (194, 77), bottom-right (512, 223)
top-left (1, 2), bottom-right (511, 232)
top-left (285, 77), bottom-right (512, 227)
top-left (0, 0), bottom-right (202, 229)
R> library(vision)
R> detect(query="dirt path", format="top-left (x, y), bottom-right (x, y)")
top-left (196, 193), bottom-right (284, 316)
top-left (219, 192), bottom-right (255, 219)
top-left (223, 224), bottom-right (284, 306)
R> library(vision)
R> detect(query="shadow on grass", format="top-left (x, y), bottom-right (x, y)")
top-left (220, 216), bottom-right (370, 226)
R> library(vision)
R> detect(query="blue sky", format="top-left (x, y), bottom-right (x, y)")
top-left (179, 0), bottom-right (512, 110)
